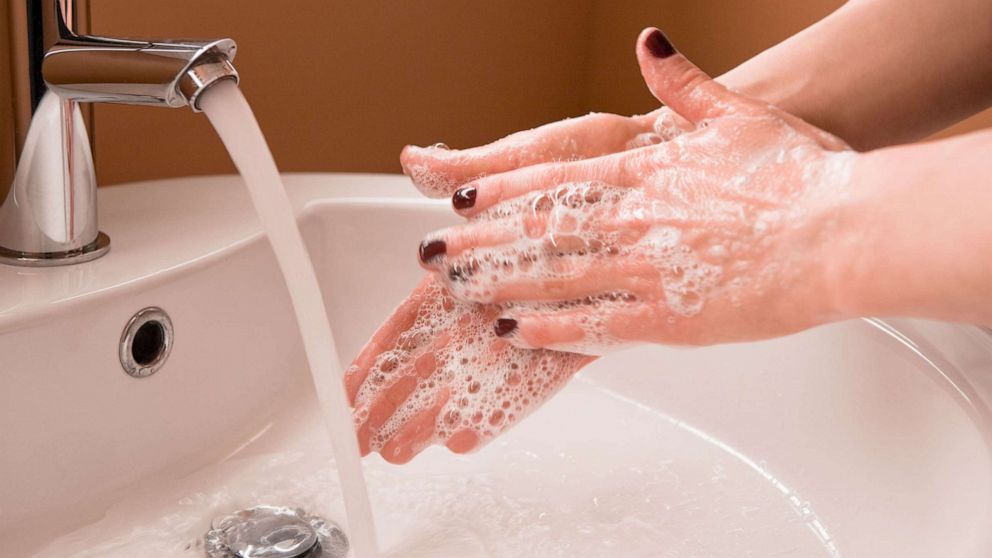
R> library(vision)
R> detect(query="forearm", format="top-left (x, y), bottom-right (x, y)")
top-left (719, 0), bottom-right (992, 151)
top-left (827, 129), bottom-right (992, 325)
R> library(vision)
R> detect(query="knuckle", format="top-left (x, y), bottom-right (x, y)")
top-left (539, 278), bottom-right (569, 298)
top-left (540, 163), bottom-right (570, 188)
top-left (380, 447), bottom-right (409, 464)
top-left (586, 112), bottom-right (629, 131)
top-left (669, 65), bottom-right (709, 96)
top-left (616, 150), bottom-right (648, 184)
top-left (522, 213), bottom-right (548, 238)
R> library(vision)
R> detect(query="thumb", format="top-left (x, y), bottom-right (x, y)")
top-left (636, 28), bottom-right (755, 124)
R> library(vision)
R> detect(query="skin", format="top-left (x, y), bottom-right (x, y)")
top-left (420, 43), bottom-right (854, 349)
top-left (347, 275), bottom-right (592, 464)
top-left (718, 0), bottom-right (992, 150)
top-left (350, 0), bottom-right (992, 463)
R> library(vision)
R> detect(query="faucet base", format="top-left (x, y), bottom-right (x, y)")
top-left (0, 232), bottom-right (110, 267)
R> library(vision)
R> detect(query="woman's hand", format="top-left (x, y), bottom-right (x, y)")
top-left (348, 28), bottom-right (858, 464)
top-left (346, 276), bottom-right (592, 464)
top-left (348, 39), bottom-right (700, 464)
top-left (401, 109), bottom-right (693, 199)
top-left (416, 29), bottom-right (857, 353)
top-left (351, 102), bottom-right (690, 462)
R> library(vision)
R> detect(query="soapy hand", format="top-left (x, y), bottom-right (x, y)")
top-left (416, 29), bottom-right (855, 352)
top-left (346, 275), bottom-right (592, 464)
top-left (347, 27), bottom-right (854, 464)
top-left (400, 108), bottom-right (693, 200)
top-left (347, 33), bottom-right (704, 464)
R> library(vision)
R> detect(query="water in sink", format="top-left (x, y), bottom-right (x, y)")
top-left (33, 377), bottom-right (840, 558)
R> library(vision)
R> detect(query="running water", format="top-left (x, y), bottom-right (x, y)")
top-left (199, 80), bottom-right (379, 557)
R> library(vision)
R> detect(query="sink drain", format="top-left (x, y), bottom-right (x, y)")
top-left (204, 506), bottom-right (348, 558)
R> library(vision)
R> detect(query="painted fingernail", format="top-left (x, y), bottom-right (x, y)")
top-left (452, 185), bottom-right (477, 210)
top-left (645, 29), bottom-right (676, 58)
top-left (494, 318), bottom-right (518, 337)
top-left (419, 239), bottom-right (446, 263)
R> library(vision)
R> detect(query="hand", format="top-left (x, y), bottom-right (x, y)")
top-left (401, 109), bottom-right (693, 199)
top-left (346, 276), bottom-right (592, 464)
top-left (348, 38), bottom-right (700, 464)
top-left (416, 28), bottom-right (856, 353)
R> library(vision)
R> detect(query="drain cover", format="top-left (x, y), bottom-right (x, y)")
top-left (204, 506), bottom-right (348, 558)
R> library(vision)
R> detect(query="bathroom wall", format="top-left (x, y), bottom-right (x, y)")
top-left (89, 0), bottom-right (992, 186)
top-left (88, 0), bottom-right (598, 185)
top-left (0, 5), bottom-right (15, 180)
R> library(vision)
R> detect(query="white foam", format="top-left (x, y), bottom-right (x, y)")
top-left (407, 161), bottom-right (459, 199)
top-left (352, 277), bottom-right (588, 455)
top-left (380, 111), bottom-right (856, 453)
top-left (421, 113), bottom-right (854, 355)
top-left (424, 181), bottom-right (722, 354)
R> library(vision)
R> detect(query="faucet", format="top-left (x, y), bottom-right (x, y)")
top-left (0, 0), bottom-right (239, 266)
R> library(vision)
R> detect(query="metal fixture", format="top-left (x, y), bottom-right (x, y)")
top-left (120, 307), bottom-right (174, 378)
top-left (204, 506), bottom-right (349, 558)
top-left (0, 0), bottom-right (239, 266)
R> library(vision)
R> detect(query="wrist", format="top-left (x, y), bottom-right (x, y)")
top-left (796, 150), bottom-right (870, 323)
top-left (819, 137), bottom-right (990, 323)
top-left (831, 133), bottom-right (992, 325)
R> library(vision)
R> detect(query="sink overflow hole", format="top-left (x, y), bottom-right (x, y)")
top-left (120, 307), bottom-right (173, 378)
top-left (132, 321), bottom-right (165, 365)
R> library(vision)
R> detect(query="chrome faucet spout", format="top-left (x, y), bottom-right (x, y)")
top-left (44, 37), bottom-right (239, 111)
top-left (42, 0), bottom-right (239, 111)
top-left (0, 0), bottom-right (240, 266)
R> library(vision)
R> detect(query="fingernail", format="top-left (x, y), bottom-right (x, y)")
top-left (452, 185), bottom-right (477, 210)
top-left (429, 142), bottom-right (450, 150)
top-left (419, 239), bottom-right (446, 263)
top-left (645, 29), bottom-right (676, 58)
top-left (494, 318), bottom-right (518, 337)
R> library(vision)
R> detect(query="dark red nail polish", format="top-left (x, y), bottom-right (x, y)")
top-left (494, 318), bottom-right (518, 337)
top-left (452, 186), bottom-right (477, 210)
top-left (645, 29), bottom-right (676, 58)
top-left (419, 239), bottom-right (446, 263)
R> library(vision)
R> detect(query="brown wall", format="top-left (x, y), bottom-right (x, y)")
top-left (90, 1), bottom-right (598, 185)
top-left (89, 1), bottom-right (992, 186)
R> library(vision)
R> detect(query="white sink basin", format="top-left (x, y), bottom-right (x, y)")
top-left (2, 174), bottom-right (991, 557)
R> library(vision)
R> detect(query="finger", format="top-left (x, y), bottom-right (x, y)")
top-left (417, 221), bottom-right (518, 271)
top-left (345, 276), bottom-right (434, 404)
top-left (445, 429), bottom-right (480, 454)
top-left (378, 389), bottom-right (450, 465)
top-left (451, 150), bottom-right (649, 218)
top-left (423, 186), bottom-right (657, 269)
top-left (491, 261), bottom-right (659, 304)
top-left (446, 253), bottom-right (661, 305)
top-left (651, 107), bottom-right (695, 141)
top-left (400, 113), bottom-right (655, 198)
top-left (636, 27), bottom-right (760, 124)
top-left (419, 202), bottom-right (602, 269)
top-left (354, 330), bottom-right (452, 455)
top-left (496, 302), bottom-right (656, 355)
top-left (364, 339), bottom-right (445, 429)
top-left (355, 371), bottom-right (418, 457)
top-left (637, 29), bottom-right (848, 152)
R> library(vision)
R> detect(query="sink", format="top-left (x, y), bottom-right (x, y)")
top-left (2, 174), bottom-right (991, 557)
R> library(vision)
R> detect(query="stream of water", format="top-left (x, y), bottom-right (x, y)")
top-left (200, 80), bottom-right (379, 557)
